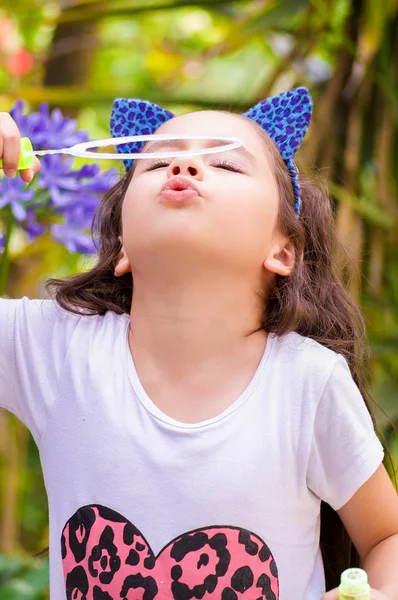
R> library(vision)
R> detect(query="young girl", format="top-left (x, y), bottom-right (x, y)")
top-left (0, 88), bottom-right (397, 600)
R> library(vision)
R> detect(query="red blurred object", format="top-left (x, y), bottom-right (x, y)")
top-left (5, 48), bottom-right (33, 75)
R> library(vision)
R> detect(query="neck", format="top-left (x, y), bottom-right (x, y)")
top-left (128, 263), bottom-right (268, 380)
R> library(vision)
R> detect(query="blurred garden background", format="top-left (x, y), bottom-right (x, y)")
top-left (0, 0), bottom-right (397, 598)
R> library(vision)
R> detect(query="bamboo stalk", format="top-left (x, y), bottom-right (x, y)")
top-left (368, 21), bottom-right (398, 293)
top-left (0, 411), bottom-right (7, 455)
top-left (0, 212), bottom-right (14, 298)
top-left (335, 75), bottom-right (370, 301)
top-left (369, 103), bottom-right (393, 292)
top-left (369, 231), bottom-right (384, 294)
top-left (0, 414), bottom-right (19, 553)
top-left (0, 415), bottom-right (29, 553)
top-left (306, 0), bottom-right (363, 164)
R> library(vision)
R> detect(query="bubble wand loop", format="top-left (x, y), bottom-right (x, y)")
top-left (0, 134), bottom-right (244, 171)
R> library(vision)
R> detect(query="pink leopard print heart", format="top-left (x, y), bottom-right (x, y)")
top-left (62, 504), bottom-right (279, 600)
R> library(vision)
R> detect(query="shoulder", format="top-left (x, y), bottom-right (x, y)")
top-left (270, 331), bottom-right (339, 372)
top-left (1, 296), bottom-right (129, 340)
top-left (269, 331), bottom-right (346, 398)
top-left (0, 297), bottom-right (82, 337)
top-left (1, 296), bottom-right (72, 319)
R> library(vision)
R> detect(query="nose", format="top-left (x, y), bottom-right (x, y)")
top-left (167, 155), bottom-right (204, 180)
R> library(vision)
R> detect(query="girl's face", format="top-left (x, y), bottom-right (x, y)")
top-left (117, 111), bottom-right (293, 279)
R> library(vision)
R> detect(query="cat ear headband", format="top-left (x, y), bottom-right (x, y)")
top-left (110, 87), bottom-right (312, 214)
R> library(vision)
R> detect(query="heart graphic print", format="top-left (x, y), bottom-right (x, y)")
top-left (61, 504), bottom-right (279, 599)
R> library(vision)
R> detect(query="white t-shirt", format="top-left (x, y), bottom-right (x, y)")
top-left (0, 297), bottom-right (384, 600)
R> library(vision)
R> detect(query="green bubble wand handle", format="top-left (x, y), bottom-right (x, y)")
top-left (338, 568), bottom-right (371, 600)
top-left (0, 137), bottom-right (35, 170)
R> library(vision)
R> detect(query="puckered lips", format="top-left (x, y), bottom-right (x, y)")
top-left (160, 176), bottom-right (199, 203)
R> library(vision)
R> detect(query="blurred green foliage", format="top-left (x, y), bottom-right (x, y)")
top-left (0, 554), bottom-right (49, 600)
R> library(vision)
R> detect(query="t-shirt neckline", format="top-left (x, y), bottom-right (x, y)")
top-left (123, 318), bottom-right (275, 430)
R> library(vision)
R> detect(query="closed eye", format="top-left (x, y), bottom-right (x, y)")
top-left (144, 160), bottom-right (171, 172)
top-left (143, 158), bottom-right (243, 173)
top-left (211, 160), bottom-right (243, 173)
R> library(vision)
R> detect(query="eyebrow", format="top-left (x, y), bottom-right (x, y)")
top-left (141, 138), bottom-right (256, 164)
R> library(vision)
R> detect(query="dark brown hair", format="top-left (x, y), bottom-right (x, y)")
top-left (46, 117), bottom-right (390, 589)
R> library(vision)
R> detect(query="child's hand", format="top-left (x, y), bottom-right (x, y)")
top-left (321, 585), bottom-right (392, 599)
top-left (0, 112), bottom-right (41, 183)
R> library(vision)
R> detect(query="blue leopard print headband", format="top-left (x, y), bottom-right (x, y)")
top-left (110, 87), bottom-right (312, 214)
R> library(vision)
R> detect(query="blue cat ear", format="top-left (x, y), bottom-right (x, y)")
top-left (243, 87), bottom-right (312, 214)
top-left (242, 87), bottom-right (312, 162)
top-left (110, 98), bottom-right (175, 169)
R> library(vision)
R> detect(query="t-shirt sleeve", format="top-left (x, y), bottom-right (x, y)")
top-left (306, 353), bottom-right (385, 511)
top-left (0, 297), bottom-right (74, 442)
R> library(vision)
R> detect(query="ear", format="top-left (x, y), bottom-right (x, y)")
top-left (263, 237), bottom-right (295, 277)
top-left (114, 241), bottom-right (131, 277)
top-left (110, 98), bottom-right (175, 170)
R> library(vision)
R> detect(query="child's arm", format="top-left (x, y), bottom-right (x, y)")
top-left (321, 463), bottom-right (398, 599)
top-left (0, 112), bottom-right (41, 182)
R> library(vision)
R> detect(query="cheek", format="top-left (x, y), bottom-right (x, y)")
top-left (214, 181), bottom-right (279, 251)
top-left (121, 180), bottom-right (154, 232)
top-left (120, 178), bottom-right (170, 262)
top-left (119, 189), bottom-right (147, 263)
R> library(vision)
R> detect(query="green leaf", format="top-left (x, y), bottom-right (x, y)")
top-left (8, 86), bottom-right (252, 111)
top-left (56, 0), bottom-right (243, 24)
top-left (329, 182), bottom-right (395, 229)
top-left (0, 555), bottom-right (49, 600)
top-left (240, 0), bottom-right (310, 34)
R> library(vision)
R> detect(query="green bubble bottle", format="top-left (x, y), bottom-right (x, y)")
top-left (338, 568), bottom-right (371, 600)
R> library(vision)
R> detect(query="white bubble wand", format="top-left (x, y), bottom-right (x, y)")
top-left (0, 134), bottom-right (243, 171)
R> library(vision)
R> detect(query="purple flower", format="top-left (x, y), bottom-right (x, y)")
top-left (9, 100), bottom-right (41, 143)
top-left (23, 209), bottom-right (46, 242)
top-left (2, 100), bottom-right (120, 255)
top-left (73, 164), bottom-right (99, 180)
top-left (0, 178), bottom-right (35, 221)
top-left (56, 192), bottom-right (99, 231)
top-left (51, 224), bottom-right (96, 254)
top-left (11, 100), bottom-right (88, 149)
top-left (37, 154), bottom-right (82, 206)
top-left (0, 235), bottom-right (5, 253)
top-left (81, 169), bottom-right (118, 194)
